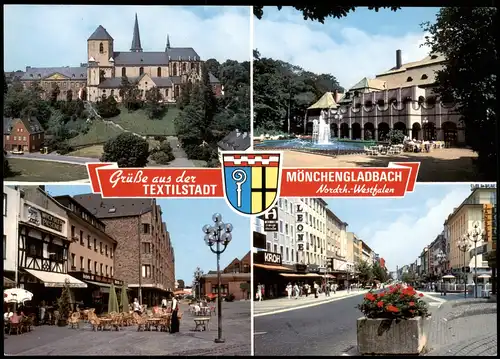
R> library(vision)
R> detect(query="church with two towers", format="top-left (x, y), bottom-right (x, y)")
top-left (19, 14), bottom-right (221, 103)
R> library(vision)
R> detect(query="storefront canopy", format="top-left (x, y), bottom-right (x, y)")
top-left (307, 92), bottom-right (338, 110)
top-left (254, 264), bottom-right (293, 271)
top-left (4, 277), bottom-right (16, 288)
top-left (279, 273), bottom-right (322, 278)
top-left (25, 269), bottom-right (87, 288)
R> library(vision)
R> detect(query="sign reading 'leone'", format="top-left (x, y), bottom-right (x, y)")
top-left (296, 204), bottom-right (305, 251)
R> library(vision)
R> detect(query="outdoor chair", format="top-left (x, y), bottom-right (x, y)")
top-left (68, 312), bottom-right (80, 329)
top-left (110, 316), bottom-right (121, 331)
top-left (9, 321), bottom-right (23, 335)
top-left (136, 316), bottom-right (147, 332)
top-left (89, 317), bottom-right (102, 331)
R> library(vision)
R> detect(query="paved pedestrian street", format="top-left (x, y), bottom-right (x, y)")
top-left (5, 302), bottom-right (250, 356)
top-left (254, 291), bottom-right (497, 356)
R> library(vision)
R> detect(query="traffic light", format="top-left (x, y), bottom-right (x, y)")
top-left (326, 258), bottom-right (333, 271)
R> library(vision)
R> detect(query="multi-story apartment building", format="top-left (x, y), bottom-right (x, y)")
top-left (445, 187), bottom-right (495, 283)
top-left (14, 186), bottom-right (87, 305)
top-left (54, 195), bottom-right (122, 306)
top-left (73, 194), bottom-right (176, 305)
top-left (297, 198), bottom-right (328, 267)
top-left (326, 208), bottom-right (351, 273)
top-left (360, 240), bottom-right (373, 263)
top-left (264, 198), bottom-right (296, 265)
top-left (350, 232), bottom-right (361, 264)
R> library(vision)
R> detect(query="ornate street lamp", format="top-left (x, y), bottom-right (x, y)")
top-left (465, 222), bottom-right (484, 298)
top-left (457, 236), bottom-right (471, 298)
top-left (333, 112), bottom-right (343, 140)
top-left (435, 249), bottom-right (447, 296)
top-left (202, 213), bottom-right (233, 343)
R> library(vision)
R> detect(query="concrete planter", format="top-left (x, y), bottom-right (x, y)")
top-left (357, 316), bottom-right (429, 355)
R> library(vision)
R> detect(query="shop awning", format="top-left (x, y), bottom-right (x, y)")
top-left (25, 269), bottom-right (87, 288)
top-left (254, 264), bottom-right (293, 271)
top-left (279, 273), bottom-right (322, 278)
top-left (84, 280), bottom-right (111, 293)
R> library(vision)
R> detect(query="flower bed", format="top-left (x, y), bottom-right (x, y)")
top-left (356, 284), bottom-right (431, 355)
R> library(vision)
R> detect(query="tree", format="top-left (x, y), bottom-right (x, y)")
top-left (101, 132), bottom-right (150, 168)
top-left (387, 129), bottom-right (405, 145)
top-left (253, 51), bottom-right (343, 133)
top-left (50, 84), bottom-right (60, 103)
top-left (3, 73), bottom-right (8, 94)
top-left (177, 81), bottom-right (193, 110)
top-left (119, 76), bottom-right (142, 111)
top-left (3, 150), bottom-right (14, 178)
top-left (354, 260), bottom-right (372, 285)
top-left (401, 272), bottom-right (418, 285)
top-left (177, 280), bottom-right (185, 289)
top-left (253, 6), bottom-right (400, 23)
top-left (66, 89), bottom-right (73, 102)
top-left (96, 95), bottom-right (120, 118)
top-left (57, 279), bottom-right (72, 323)
top-left (372, 262), bottom-right (388, 283)
top-left (144, 87), bottom-right (164, 119)
top-left (422, 7), bottom-right (497, 179)
top-left (240, 282), bottom-right (249, 300)
top-left (150, 141), bottom-right (175, 165)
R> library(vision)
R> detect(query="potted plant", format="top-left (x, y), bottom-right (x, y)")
top-left (56, 279), bottom-right (72, 326)
top-left (356, 284), bottom-right (430, 355)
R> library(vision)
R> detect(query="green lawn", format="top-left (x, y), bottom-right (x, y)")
top-left (5, 158), bottom-right (88, 182)
top-left (67, 145), bottom-right (104, 158)
top-left (108, 106), bottom-right (179, 136)
top-left (68, 121), bottom-right (123, 147)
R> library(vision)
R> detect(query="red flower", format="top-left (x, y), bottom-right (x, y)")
top-left (409, 309), bottom-right (415, 314)
top-left (377, 301), bottom-right (384, 308)
top-left (365, 293), bottom-right (376, 301)
top-left (409, 302), bottom-right (415, 307)
top-left (378, 292), bottom-right (385, 297)
top-left (386, 305), bottom-right (399, 313)
top-left (419, 293), bottom-right (424, 297)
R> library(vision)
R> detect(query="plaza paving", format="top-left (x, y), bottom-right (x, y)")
top-left (4, 301), bottom-right (250, 356)
top-left (280, 148), bottom-right (484, 182)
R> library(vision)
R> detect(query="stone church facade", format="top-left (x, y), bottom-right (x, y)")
top-left (19, 14), bottom-right (221, 103)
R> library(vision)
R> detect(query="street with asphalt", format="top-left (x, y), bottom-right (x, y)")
top-left (254, 290), bottom-right (497, 356)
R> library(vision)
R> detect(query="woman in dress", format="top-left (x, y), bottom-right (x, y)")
top-left (170, 296), bottom-right (180, 334)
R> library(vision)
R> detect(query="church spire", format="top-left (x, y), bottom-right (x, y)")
top-left (165, 34), bottom-right (171, 51)
top-left (130, 13), bottom-right (143, 52)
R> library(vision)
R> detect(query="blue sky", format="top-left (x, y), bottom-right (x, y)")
top-left (45, 185), bottom-right (250, 285)
top-left (254, 6), bottom-right (440, 88)
top-left (4, 5), bottom-right (250, 71)
top-left (325, 183), bottom-right (472, 272)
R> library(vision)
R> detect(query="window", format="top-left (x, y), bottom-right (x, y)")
top-left (266, 242), bottom-right (271, 251)
top-left (143, 224), bottom-right (150, 234)
top-left (110, 266), bottom-right (113, 277)
top-left (105, 265), bottom-right (108, 276)
top-left (71, 253), bottom-right (75, 268)
top-left (157, 67), bottom-right (162, 77)
top-left (142, 242), bottom-right (151, 253)
top-left (87, 259), bottom-right (91, 272)
top-left (182, 63), bottom-right (187, 72)
top-left (100, 263), bottom-right (103, 275)
top-left (121, 67), bottom-right (126, 77)
top-left (94, 261), bottom-right (97, 273)
top-left (421, 74), bottom-right (428, 80)
top-left (139, 67), bottom-right (144, 76)
top-left (99, 42), bottom-right (104, 54)
top-left (71, 226), bottom-right (75, 239)
top-left (172, 63), bottom-right (177, 76)
top-left (87, 235), bottom-right (91, 249)
top-left (105, 245), bottom-right (108, 256)
top-left (407, 77), bottom-right (413, 82)
top-left (100, 242), bottom-right (103, 254)
top-left (110, 247), bottom-right (113, 258)
top-left (274, 244), bottom-right (278, 253)
top-left (142, 265), bottom-right (152, 278)
top-left (3, 235), bottom-right (6, 259)
top-left (279, 220), bottom-right (284, 233)
top-left (3, 193), bottom-right (6, 216)
top-left (80, 256), bottom-right (84, 270)
top-left (80, 230), bottom-right (84, 245)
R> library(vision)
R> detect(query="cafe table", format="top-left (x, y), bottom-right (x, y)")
top-left (99, 318), bottom-right (113, 330)
top-left (146, 317), bottom-right (161, 331)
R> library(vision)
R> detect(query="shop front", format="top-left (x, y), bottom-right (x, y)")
top-left (71, 271), bottom-right (124, 312)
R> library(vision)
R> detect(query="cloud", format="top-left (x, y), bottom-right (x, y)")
top-left (3, 5), bottom-right (251, 71)
top-left (362, 187), bottom-right (470, 272)
top-left (253, 12), bottom-right (431, 89)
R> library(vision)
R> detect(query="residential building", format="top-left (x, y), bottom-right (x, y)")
top-left (18, 14), bottom-right (221, 103)
top-left (73, 194), bottom-right (175, 305)
top-left (217, 129), bottom-right (251, 163)
top-left (305, 50), bottom-right (463, 146)
top-left (15, 186), bottom-right (87, 305)
top-left (360, 240), bottom-right (373, 263)
top-left (445, 187), bottom-right (495, 283)
top-left (3, 117), bottom-right (44, 153)
top-left (346, 232), bottom-right (355, 265)
top-left (200, 252), bottom-right (251, 301)
top-left (349, 232), bottom-right (361, 264)
top-left (3, 186), bottom-right (21, 281)
top-left (53, 195), bottom-right (122, 307)
top-left (325, 208), bottom-right (351, 276)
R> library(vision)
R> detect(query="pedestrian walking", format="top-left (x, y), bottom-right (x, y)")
top-left (286, 283), bottom-right (292, 299)
top-left (170, 296), bottom-right (180, 334)
top-left (133, 298), bottom-right (141, 314)
top-left (293, 283), bottom-right (300, 299)
top-left (325, 283), bottom-right (330, 297)
top-left (313, 282), bottom-right (319, 298)
top-left (256, 283), bottom-right (263, 301)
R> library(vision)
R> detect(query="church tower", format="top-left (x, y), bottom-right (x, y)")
top-left (87, 25), bottom-right (115, 101)
top-left (130, 14), bottom-right (143, 52)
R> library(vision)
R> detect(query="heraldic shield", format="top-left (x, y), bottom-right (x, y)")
top-left (222, 152), bottom-right (282, 216)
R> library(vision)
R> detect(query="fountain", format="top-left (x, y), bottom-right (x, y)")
top-left (317, 110), bottom-right (331, 144)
